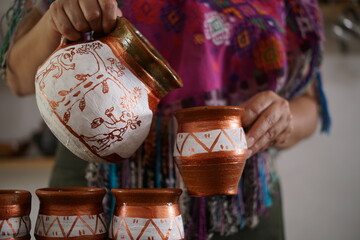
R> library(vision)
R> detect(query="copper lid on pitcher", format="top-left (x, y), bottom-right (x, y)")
top-left (110, 17), bottom-right (183, 97)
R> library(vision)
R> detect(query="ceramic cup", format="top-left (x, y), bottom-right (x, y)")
top-left (109, 188), bottom-right (184, 240)
top-left (35, 17), bottom-right (182, 163)
top-left (34, 187), bottom-right (107, 240)
top-left (173, 106), bottom-right (248, 196)
top-left (0, 190), bottom-right (31, 240)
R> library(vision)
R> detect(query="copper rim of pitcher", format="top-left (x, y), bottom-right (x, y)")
top-left (111, 17), bottom-right (183, 97)
top-left (57, 17), bottom-right (183, 98)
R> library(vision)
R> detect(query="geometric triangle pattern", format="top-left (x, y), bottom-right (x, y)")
top-left (109, 215), bottom-right (184, 240)
top-left (0, 216), bottom-right (31, 239)
top-left (173, 127), bottom-right (247, 157)
top-left (34, 213), bottom-right (107, 238)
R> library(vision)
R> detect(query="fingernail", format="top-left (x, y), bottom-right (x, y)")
top-left (247, 149), bottom-right (253, 159)
top-left (246, 137), bottom-right (254, 148)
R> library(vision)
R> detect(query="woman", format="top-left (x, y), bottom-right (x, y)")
top-left (1, 0), bottom-right (330, 239)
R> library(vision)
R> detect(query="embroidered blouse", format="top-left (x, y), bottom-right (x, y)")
top-left (0, 0), bottom-right (330, 239)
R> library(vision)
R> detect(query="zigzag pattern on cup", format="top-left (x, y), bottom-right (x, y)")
top-left (109, 215), bottom-right (184, 240)
top-left (0, 216), bottom-right (31, 239)
top-left (174, 127), bottom-right (247, 157)
top-left (34, 213), bottom-right (107, 238)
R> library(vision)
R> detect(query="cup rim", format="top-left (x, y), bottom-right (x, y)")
top-left (36, 187), bottom-right (106, 197)
top-left (174, 106), bottom-right (245, 125)
top-left (111, 188), bottom-right (182, 205)
top-left (0, 190), bottom-right (31, 205)
top-left (175, 106), bottom-right (244, 115)
top-left (111, 188), bottom-right (182, 195)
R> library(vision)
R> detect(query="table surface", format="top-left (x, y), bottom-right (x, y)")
top-left (0, 156), bottom-right (55, 169)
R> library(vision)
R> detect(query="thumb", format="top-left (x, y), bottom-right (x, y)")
top-left (240, 103), bottom-right (256, 129)
top-left (116, 8), bottom-right (123, 17)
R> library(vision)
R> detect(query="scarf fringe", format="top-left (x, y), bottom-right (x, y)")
top-left (0, 0), bottom-right (29, 71)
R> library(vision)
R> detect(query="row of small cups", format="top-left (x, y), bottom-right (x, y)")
top-left (0, 187), bottom-right (184, 240)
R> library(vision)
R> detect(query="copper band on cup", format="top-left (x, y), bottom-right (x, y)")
top-left (0, 190), bottom-right (31, 240)
top-left (115, 205), bottom-right (180, 219)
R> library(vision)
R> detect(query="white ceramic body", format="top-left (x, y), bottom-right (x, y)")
top-left (35, 40), bottom-right (153, 163)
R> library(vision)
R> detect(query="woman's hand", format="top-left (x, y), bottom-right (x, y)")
top-left (47, 0), bottom-right (122, 41)
top-left (240, 91), bottom-right (294, 157)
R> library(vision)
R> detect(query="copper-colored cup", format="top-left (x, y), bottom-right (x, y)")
top-left (174, 106), bottom-right (248, 196)
top-left (0, 190), bottom-right (31, 240)
top-left (109, 188), bottom-right (184, 240)
top-left (34, 187), bottom-right (107, 240)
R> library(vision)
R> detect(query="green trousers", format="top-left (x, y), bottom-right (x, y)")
top-left (49, 143), bottom-right (88, 187)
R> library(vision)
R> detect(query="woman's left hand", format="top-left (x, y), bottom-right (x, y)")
top-left (240, 91), bottom-right (294, 157)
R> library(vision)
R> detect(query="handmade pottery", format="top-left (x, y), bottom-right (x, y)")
top-left (34, 187), bottom-right (107, 240)
top-left (173, 106), bottom-right (248, 196)
top-left (35, 17), bottom-right (182, 163)
top-left (0, 190), bottom-right (31, 240)
top-left (109, 188), bottom-right (184, 240)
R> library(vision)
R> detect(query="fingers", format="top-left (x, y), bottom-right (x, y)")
top-left (49, 0), bottom-right (119, 40)
top-left (246, 101), bottom-right (283, 146)
top-left (63, 0), bottom-right (91, 32)
top-left (247, 115), bottom-right (291, 155)
top-left (273, 121), bottom-right (293, 147)
top-left (79, 0), bottom-right (103, 32)
top-left (49, 1), bottom-right (82, 41)
top-left (241, 91), bottom-right (293, 157)
top-left (98, 0), bottom-right (118, 33)
top-left (116, 8), bottom-right (123, 17)
top-left (241, 91), bottom-right (276, 128)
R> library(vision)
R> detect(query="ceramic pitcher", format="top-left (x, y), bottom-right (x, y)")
top-left (35, 17), bottom-right (182, 163)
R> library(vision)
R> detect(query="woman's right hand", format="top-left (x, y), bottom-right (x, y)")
top-left (47, 0), bottom-right (122, 41)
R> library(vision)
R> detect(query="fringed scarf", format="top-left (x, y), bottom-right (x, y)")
top-left (0, 0), bottom-right (331, 239)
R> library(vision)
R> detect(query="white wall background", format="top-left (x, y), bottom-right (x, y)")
top-left (0, 0), bottom-right (43, 142)
top-left (278, 52), bottom-right (360, 240)
top-left (277, 5), bottom-right (360, 240)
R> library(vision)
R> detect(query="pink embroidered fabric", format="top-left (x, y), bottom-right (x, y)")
top-left (120, 0), bottom-right (323, 104)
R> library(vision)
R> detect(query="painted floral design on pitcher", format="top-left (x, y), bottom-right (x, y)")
top-left (35, 17), bottom-right (182, 163)
top-left (36, 40), bottom-right (152, 163)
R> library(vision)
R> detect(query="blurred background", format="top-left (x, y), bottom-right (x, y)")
top-left (0, 1), bottom-right (359, 239)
